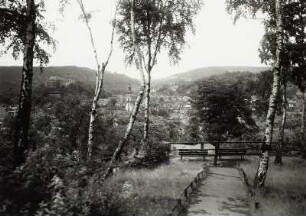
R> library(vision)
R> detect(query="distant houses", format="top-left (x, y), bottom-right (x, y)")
top-left (98, 83), bottom-right (137, 112)
top-left (44, 76), bottom-right (75, 95)
top-left (8, 106), bottom-right (18, 116)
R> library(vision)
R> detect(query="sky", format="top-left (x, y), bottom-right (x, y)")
top-left (0, 0), bottom-right (266, 80)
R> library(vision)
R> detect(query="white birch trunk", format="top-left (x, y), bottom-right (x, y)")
top-left (143, 70), bottom-right (151, 143)
top-left (76, 0), bottom-right (117, 159)
top-left (138, 4), bottom-right (164, 155)
top-left (137, 70), bottom-right (151, 156)
top-left (254, 0), bottom-right (283, 188)
top-left (14, 0), bottom-right (36, 166)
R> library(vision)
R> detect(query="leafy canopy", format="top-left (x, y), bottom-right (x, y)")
top-left (194, 79), bottom-right (257, 141)
top-left (0, 0), bottom-right (56, 66)
top-left (116, 0), bottom-right (202, 68)
top-left (227, 0), bottom-right (306, 92)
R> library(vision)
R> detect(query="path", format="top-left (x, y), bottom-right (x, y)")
top-left (186, 167), bottom-right (250, 216)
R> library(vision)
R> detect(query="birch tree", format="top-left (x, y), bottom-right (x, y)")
top-left (76, 0), bottom-right (118, 159)
top-left (116, 0), bottom-right (202, 155)
top-left (258, 8), bottom-right (285, 165)
top-left (254, 0), bottom-right (283, 187)
top-left (103, 0), bottom-right (146, 180)
top-left (0, 0), bottom-right (56, 166)
top-left (226, 0), bottom-right (283, 187)
top-left (260, 0), bottom-right (306, 162)
top-left (15, 0), bottom-right (36, 167)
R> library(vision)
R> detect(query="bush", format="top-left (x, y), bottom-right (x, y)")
top-left (144, 141), bottom-right (170, 166)
top-left (35, 174), bottom-right (128, 216)
top-left (0, 144), bottom-right (131, 216)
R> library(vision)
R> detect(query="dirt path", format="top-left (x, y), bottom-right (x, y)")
top-left (186, 167), bottom-right (250, 216)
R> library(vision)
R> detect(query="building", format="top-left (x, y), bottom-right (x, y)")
top-left (45, 76), bottom-right (75, 89)
top-left (124, 83), bottom-right (136, 112)
top-left (8, 106), bottom-right (18, 117)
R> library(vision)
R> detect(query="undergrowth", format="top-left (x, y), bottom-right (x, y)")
top-left (239, 156), bottom-right (306, 216)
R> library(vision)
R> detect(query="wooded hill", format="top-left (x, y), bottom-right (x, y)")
top-left (153, 66), bottom-right (269, 86)
top-left (0, 66), bottom-right (140, 96)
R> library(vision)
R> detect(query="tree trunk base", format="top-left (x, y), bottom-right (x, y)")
top-left (274, 155), bottom-right (282, 165)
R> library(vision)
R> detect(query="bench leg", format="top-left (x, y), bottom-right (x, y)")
top-left (181, 155), bottom-right (183, 160)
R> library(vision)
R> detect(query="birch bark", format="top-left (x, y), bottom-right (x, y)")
top-left (103, 0), bottom-right (146, 179)
top-left (76, 0), bottom-right (117, 159)
top-left (254, 0), bottom-right (283, 187)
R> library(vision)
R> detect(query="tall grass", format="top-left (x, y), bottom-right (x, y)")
top-left (239, 156), bottom-right (306, 216)
top-left (108, 159), bottom-right (205, 216)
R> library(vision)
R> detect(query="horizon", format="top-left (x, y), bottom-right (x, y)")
top-left (0, 65), bottom-right (270, 81)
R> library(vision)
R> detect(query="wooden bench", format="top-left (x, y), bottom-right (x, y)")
top-left (179, 149), bottom-right (208, 160)
top-left (218, 148), bottom-right (246, 160)
top-left (101, 154), bottom-right (113, 162)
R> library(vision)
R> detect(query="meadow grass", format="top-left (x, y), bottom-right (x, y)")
top-left (108, 158), bottom-right (205, 216)
top-left (239, 156), bottom-right (306, 216)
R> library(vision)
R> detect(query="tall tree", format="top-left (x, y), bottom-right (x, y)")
top-left (75, 0), bottom-right (118, 159)
top-left (103, 0), bottom-right (146, 180)
top-left (116, 0), bottom-right (202, 154)
top-left (194, 79), bottom-right (256, 166)
top-left (254, 0), bottom-right (283, 187)
top-left (258, 0), bottom-right (306, 163)
top-left (14, 0), bottom-right (36, 167)
top-left (226, 0), bottom-right (284, 187)
top-left (0, 0), bottom-right (55, 166)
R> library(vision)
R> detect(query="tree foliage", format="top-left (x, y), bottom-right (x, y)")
top-left (116, 0), bottom-right (202, 66)
top-left (226, 0), bottom-right (275, 23)
top-left (258, 1), bottom-right (306, 91)
top-left (0, 0), bottom-right (56, 66)
top-left (253, 70), bottom-right (283, 118)
top-left (194, 79), bottom-right (257, 141)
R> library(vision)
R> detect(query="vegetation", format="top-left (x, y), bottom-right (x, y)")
top-left (0, 66), bottom-right (140, 98)
top-left (239, 156), bottom-right (306, 216)
top-left (193, 78), bottom-right (257, 165)
top-left (108, 159), bottom-right (204, 216)
top-left (226, 0), bottom-right (306, 188)
top-left (1, 0), bottom-right (54, 166)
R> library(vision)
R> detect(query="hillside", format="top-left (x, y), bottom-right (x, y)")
top-left (153, 66), bottom-right (269, 86)
top-left (0, 66), bottom-right (140, 97)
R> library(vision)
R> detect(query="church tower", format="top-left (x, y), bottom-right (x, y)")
top-left (125, 82), bottom-right (133, 112)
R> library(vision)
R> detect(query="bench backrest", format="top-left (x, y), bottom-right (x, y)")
top-left (179, 149), bottom-right (208, 154)
top-left (218, 148), bottom-right (246, 153)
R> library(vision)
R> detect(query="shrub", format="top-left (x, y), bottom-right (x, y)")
top-left (144, 141), bottom-right (170, 166)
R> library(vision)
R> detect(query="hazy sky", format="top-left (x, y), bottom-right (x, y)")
top-left (1, 0), bottom-right (266, 80)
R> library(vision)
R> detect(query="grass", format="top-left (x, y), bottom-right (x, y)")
top-left (108, 158), bottom-right (205, 216)
top-left (238, 156), bottom-right (306, 216)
